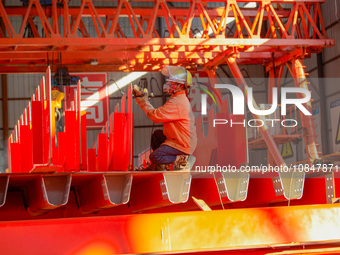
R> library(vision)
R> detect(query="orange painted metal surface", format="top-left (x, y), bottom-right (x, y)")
top-left (0, 203), bottom-right (340, 254)
top-left (1, 1), bottom-right (336, 254)
top-left (0, 0), bottom-right (333, 73)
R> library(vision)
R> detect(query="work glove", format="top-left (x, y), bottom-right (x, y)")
top-left (133, 85), bottom-right (149, 101)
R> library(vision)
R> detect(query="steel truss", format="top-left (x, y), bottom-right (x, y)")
top-left (0, 0), bottom-right (332, 166)
top-left (0, 0), bottom-right (334, 73)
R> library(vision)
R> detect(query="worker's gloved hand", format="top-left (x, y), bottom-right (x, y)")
top-left (133, 85), bottom-right (143, 97)
top-left (142, 88), bottom-right (149, 101)
top-left (133, 85), bottom-right (149, 101)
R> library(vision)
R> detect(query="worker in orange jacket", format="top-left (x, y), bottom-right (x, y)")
top-left (134, 66), bottom-right (197, 171)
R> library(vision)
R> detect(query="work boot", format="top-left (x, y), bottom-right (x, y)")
top-left (173, 155), bottom-right (196, 172)
top-left (135, 163), bottom-right (156, 171)
top-left (155, 164), bottom-right (171, 171)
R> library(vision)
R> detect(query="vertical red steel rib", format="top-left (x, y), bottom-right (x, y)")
top-left (40, 77), bottom-right (52, 165)
top-left (46, 68), bottom-right (53, 163)
top-left (96, 133), bottom-right (108, 172)
top-left (31, 100), bottom-right (43, 164)
top-left (8, 142), bottom-right (21, 173)
top-left (76, 81), bottom-right (82, 169)
top-left (7, 136), bottom-right (12, 172)
top-left (127, 85), bottom-right (134, 169)
top-left (112, 113), bottom-right (126, 171)
top-left (87, 148), bottom-right (96, 171)
top-left (64, 110), bottom-right (80, 171)
top-left (19, 125), bottom-right (33, 173)
top-left (121, 94), bottom-right (126, 114)
top-left (81, 112), bottom-right (87, 170)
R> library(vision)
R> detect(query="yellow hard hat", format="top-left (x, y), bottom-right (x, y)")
top-left (186, 70), bottom-right (192, 87)
top-left (162, 65), bottom-right (192, 87)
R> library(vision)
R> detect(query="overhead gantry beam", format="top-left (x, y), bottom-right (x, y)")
top-left (0, 0), bottom-right (333, 73)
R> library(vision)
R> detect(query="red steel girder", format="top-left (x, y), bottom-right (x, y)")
top-left (0, 0), bottom-right (334, 73)
top-left (1, 203), bottom-right (340, 254)
top-left (0, 0), bottom-right (327, 40)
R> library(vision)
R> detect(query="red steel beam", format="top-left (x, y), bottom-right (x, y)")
top-left (0, 0), bottom-right (333, 72)
top-left (4, 6), bottom-right (291, 18)
top-left (0, 204), bottom-right (340, 254)
top-left (0, 38), bottom-right (333, 48)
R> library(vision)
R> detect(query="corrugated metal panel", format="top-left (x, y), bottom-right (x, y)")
top-left (134, 127), bottom-right (154, 158)
top-left (0, 129), bottom-right (6, 172)
top-left (0, 102), bottom-right (3, 129)
top-left (68, 1), bottom-right (81, 6)
top-left (321, 0), bottom-right (339, 28)
top-left (307, 78), bottom-right (321, 100)
top-left (131, 1), bottom-right (154, 7)
top-left (8, 14), bottom-right (23, 35)
top-left (324, 55), bottom-right (340, 78)
top-left (7, 74), bottom-right (43, 98)
top-left (86, 129), bottom-right (101, 149)
top-left (0, 130), bottom-right (3, 149)
top-left (207, 2), bottom-right (225, 8)
top-left (325, 81), bottom-right (340, 153)
top-left (5, 0), bottom-right (21, 6)
top-left (323, 23), bottom-right (340, 63)
top-left (8, 100), bottom-right (29, 128)
top-left (325, 78), bottom-right (340, 97)
top-left (304, 54), bottom-right (317, 73)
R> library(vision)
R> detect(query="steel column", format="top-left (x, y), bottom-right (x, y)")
top-left (317, 52), bottom-right (329, 156)
top-left (227, 56), bottom-right (286, 167)
top-left (292, 59), bottom-right (321, 165)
